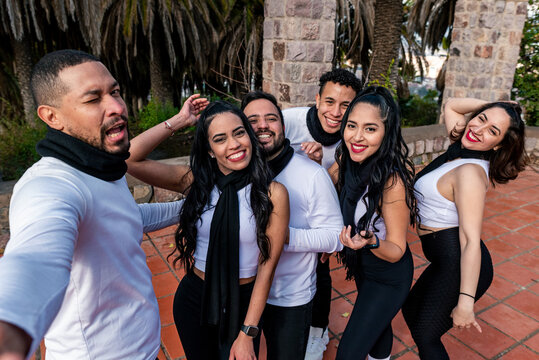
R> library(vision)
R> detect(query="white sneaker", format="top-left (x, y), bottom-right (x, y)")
top-left (304, 327), bottom-right (329, 360)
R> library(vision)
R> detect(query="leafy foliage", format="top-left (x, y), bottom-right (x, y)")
top-left (0, 120), bottom-right (47, 180)
top-left (399, 90), bottom-right (440, 127)
top-left (134, 96), bottom-right (179, 134)
top-left (512, 0), bottom-right (538, 126)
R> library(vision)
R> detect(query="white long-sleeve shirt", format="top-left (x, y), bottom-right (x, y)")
top-left (283, 107), bottom-right (340, 170)
top-left (268, 153), bottom-right (343, 307)
top-left (0, 157), bottom-right (183, 360)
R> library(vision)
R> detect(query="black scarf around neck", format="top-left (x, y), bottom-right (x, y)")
top-left (338, 156), bottom-right (375, 280)
top-left (415, 140), bottom-right (492, 182)
top-left (36, 127), bottom-right (129, 181)
top-left (201, 169), bottom-right (250, 352)
top-left (306, 106), bottom-right (341, 146)
top-left (268, 139), bottom-right (294, 178)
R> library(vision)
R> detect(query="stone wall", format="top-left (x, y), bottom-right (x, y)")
top-left (262, 0), bottom-right (336, 109)
top-left (443, 0), bottom-right (528, 105)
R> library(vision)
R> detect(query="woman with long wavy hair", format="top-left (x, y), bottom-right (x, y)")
top-left (329, 86), bottom-right (418, 360)
top-left (402, 99), bottom-right (528, 359)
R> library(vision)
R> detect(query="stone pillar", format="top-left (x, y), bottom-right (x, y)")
top-left (443, 0), bottom-right (527, 107)
top-left (262, 0), bottom-right (336, 109)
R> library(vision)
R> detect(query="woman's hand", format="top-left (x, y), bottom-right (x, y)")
top-left (177, 94), bottom-right (209, 128)
top-left (300, 141), bottom-right (323, 164)
top-left (228, 332), bottom-right (256, 360)
top-left (339, 226), bottom-right (375, 250)
top-left (450, 301), bottom-right (482, 333)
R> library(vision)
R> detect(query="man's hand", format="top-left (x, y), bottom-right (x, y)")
top-left (178, 94), bottom-right (209, 127)
top-left (0, 321), bottom-right (31, 360)
top-left (300, 141), bottom-right (323, 164)
top-left (228, 331), bottom-right (256, 360)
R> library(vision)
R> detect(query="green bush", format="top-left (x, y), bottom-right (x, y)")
top-left (134, 96), bottom-right (179, 135)
top-left (399, 90), bottom-right (440, 127)
top-left (0, 121), bottom-right (47, 181)
top-left (512, 0), bottom-right (538, 126)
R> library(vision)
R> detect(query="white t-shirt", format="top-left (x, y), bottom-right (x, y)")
top-left (268, 153), bottom-right (343, 307)
top-left (283, 107), bottom-right (340, 170)
top-left (0, 157), bottom-right (183, 360)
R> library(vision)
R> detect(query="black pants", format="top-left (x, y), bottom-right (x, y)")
top-left (402, 227), bottom-right (493, 360)
top-left (172, 271), bottom-right (261, 360)
top-left (262, 300), bottom-right (313, 360)
top-left (311, 253), bottom-right (332, 329)
top-left (336, 246), bottom-right (413, 360)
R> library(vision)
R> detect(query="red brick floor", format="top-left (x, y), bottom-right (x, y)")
top-left (29, 168), bottom-right (538, 359)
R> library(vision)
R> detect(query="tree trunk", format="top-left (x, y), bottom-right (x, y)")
top-left (368, 0), bottom-right (402, 89)
top-left (149, 22), bottom-right (174, 105)
top-left (12, 36), bottom-right (36, 126)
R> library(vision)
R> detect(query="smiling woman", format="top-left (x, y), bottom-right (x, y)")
top-left (403, 98), bottom-right (528, 360)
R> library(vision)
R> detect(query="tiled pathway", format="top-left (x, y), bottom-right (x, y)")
top-left (29, 168), bottom-right (538, 359)
top-left (146, 168), bottom-right (538, 360)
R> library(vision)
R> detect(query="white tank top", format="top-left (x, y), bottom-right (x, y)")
top-left (354, 189), bottom-right (387, 241)
top-left (193, 184), bottom-right (259, 278)
top-left (415, 158), bottom-right (489, 228)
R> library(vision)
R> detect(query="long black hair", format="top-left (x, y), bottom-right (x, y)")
top-left (336, 85), bottom-right (418, 241)
top-left (450, 101), bottom-right (528, 185)
top-left (171, 101), bottom-right (274, 272)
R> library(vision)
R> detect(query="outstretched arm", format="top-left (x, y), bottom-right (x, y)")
top-left (443, 98), bottom-right (488, 137)
top-left (451, 164), bottom-right (489, 333)
top-left (126, 94), bottom-right (208, 192)
top-left (229, 182), bottom-right (289, 360)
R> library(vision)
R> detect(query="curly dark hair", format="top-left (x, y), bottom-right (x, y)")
top-left (450, 102), bottom-right (528, 185)
top-left (336, 85), bottom-right (418, 242)
top-left (171, 101), bottom-right (274, 272)
top-left (319, 68), bottom-right (363, 95)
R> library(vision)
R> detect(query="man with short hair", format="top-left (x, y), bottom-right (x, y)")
top-left (0, 50), bottom-right (189, 359)
top-left (282, 69), bottom-right (362, 359)
top-left (241, 91), bottom-right (343, 360)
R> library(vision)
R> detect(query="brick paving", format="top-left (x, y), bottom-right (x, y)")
top-left (27, 167), bottom-right (538, 359)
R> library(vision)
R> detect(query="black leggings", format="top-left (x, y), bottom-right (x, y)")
top-left (311, 253), bottom-right (332, 329)
top-left (402, 227), bottom-right (493, 360)
top-left (172, 271), bottom-right (261, 360)
top-left (336, 246), bottom-right (413, 359)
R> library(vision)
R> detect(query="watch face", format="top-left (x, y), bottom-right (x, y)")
top-left (242, 325), bottom-right (259, 337)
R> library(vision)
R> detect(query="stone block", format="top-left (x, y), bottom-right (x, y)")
top-left (263, 61), bottom-right (273, 80)
top-left (431, 152), bottom-right (441, 161)
top-left (301, 63), bottom-right (319, 83)
top-left (279, 83), bottom-right (291, 102)
top-left (312, 0), bottom-right (323, 18)
top-left (454, 89), bottom-right (467, 98)
top-left (273, 41), bottom-right (285, 61)
top-left (263, 40), bottom-right (272, 60)
top-left (516, 2), bottom-right (527, 15)
top-left (274, 19), bottom-right (283, 38)
top-left (491, 30), bottom-right (501, 43)
top-left (471, 77), bottom-right (491, 89)
top-left (412, 156), bottom-right (423, 166)
top-left (443, 138), bottom-right (450, 150)
top-left (306, 42), bottom-right (325, 62)
top-left (262, 79), bottom-right (271, 93)
top-left (274, 62), bottom-right (283, 82)
top-left (422, 154), bottom-right (429, 164)
top-left (452, 29), bottom-right (461, 42)
top-left (324, 43), bottom-right (334, 62)
top-left (407, 142), bottom-right (414, 157)
top-left (525, 137), bottom-right (537, 153)
top-left (495, 1), bottom-right (505, 13)
top-left (415, 140), bottom-right (425, 155)
top-left (493, 76), bottom-right (503, 89)
top-left (425, 139), bottom-right (434, 153)
top-left (509, 31), bottom-right (522, 45)
top-left (479, 13), bottom-right (496, 29)
top-left (473, 28), bottom-right (487, 42)
top-left (286, 0), bottom-right (312, 17)
top-left (504, 1), bottom-right (515, 14)
top-left (320, 21), bottom-right (335, 41)
top-left (461, 29), bottom-right (472, 42)
top-left (265, 0), bottom-right (285, 17)
top-left (450, 47), bottom-right (461, 57)
top-left (301, 22), bottom-right (320, 40)
top-left (305, 84), bottom-right (320, 104)
top-left (454, 14), bottom-right (469, 28)
top-left (263, 20), bottom-right (273, 39)
top-left (469, 13), bottom-right (478, 28)
top-left (133, 184), bottom-right (153, 204)
top-left (284, 18), bottom-right (301, 40)
top-left (445, 73), bottom-right (455, 87)
top-left (433, 137), bottom-right (444, 152)
top-left (154, 187), bottom-right (184, 203)
top-left (284, 63), bottom-right (302, 83)
top-left (455, 1), bottom-right (465, 13)
top-left (467, 1), bottom-right (479, 12)
top-left (456, 75), bottom-right (469, 87)
top-left (286, 41), bottom-right (307, 61)
top-left (474, 45), bottom-right (493, 58)
top-left (322, 0), bottom-right (337, 20)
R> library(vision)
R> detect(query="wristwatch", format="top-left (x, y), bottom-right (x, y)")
top-left (241, 324), bottom-right (259, 337)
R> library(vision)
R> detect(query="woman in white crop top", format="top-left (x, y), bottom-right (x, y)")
top-left (127, 100), bottom-right (289, 360)
top-left (328, 87), bottom-right (419, 360)
top-left (402, 98), bottom-right (528, 360)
